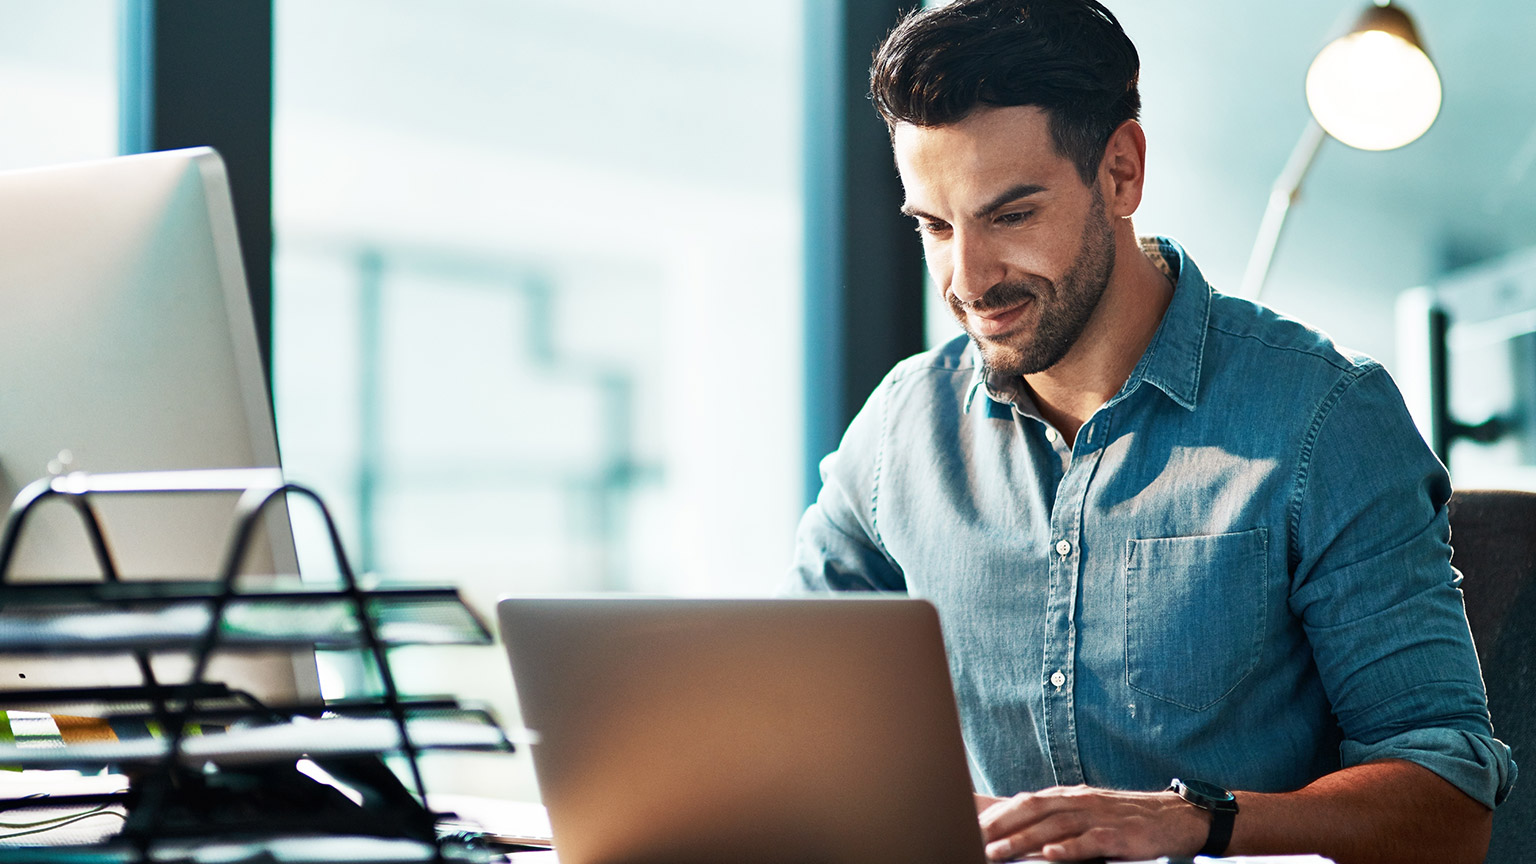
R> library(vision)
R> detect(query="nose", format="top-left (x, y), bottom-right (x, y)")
top-left (947, 229), bottom-right (1003, 306)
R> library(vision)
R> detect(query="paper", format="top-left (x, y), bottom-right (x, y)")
top-left (0, 770), bottom-right (129, 846)
top-left (428, 793), bottom-right (553, 847)
top-left (494, 848), bottom-right (1333, 854)
top-left (1111, 857), bottom-right (1335, 864)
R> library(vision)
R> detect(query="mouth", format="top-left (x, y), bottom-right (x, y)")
top-left (966, 297), bottom-right (1033, 339)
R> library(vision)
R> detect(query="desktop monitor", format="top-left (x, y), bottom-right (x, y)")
top-left (0, 148), bottom-right (318, 702)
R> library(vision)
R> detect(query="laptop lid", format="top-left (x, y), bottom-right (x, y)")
top-left (497, 596), bottom-right (986, 864)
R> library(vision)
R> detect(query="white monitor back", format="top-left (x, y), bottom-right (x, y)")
top-left (0, 148), bottom-right (317, 702)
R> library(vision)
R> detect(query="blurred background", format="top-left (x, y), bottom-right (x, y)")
top-left (3, 0), bottom-right (1533, 802)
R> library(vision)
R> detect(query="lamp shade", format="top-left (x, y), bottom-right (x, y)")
top-left (1304, 3), bottom-right (1441, 151)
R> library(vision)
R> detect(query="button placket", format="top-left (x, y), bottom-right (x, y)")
top-left (1039, 410), bottom-right (1111, 787)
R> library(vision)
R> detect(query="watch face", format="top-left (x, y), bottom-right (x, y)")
top-left (1177, 778), bottom-right (1235, 805)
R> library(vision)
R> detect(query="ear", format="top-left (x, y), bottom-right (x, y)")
top-left (1099, 119), bottom-right (1147, 219)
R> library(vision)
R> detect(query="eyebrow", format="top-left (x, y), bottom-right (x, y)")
top-left (972, 183), bottom-right (1046, 220)
top-left (899, 201), bottom-right (935, 220)
top-left (900, 182), bottom-right (1048, 222)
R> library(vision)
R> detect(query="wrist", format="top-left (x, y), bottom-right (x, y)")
top-left (1168, 778), bottom-right (1238, 857)
top-left (1159, 789), bottom-right (1212, 856)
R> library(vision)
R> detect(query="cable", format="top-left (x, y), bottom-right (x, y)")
top-left (0, 804), bottom-right (126, 839)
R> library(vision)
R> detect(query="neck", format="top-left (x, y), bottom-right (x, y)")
top-left (1024, 227), bottom-right (1173, 447)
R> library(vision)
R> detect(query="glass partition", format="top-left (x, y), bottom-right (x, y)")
top-left (272, 0), bottom-right (804, 800)
top-left (0, 2), bottom-right (118, 170)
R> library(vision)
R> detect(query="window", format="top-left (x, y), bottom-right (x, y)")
top-left (0, 3), bottom-right (117, 170)
top-left (273, 1), bottom-right (804, 799)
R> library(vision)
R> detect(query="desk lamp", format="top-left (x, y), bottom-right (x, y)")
top-left (1239, 1), bottom-right (1442, 300)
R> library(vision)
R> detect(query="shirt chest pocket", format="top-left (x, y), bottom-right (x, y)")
top-left (1123, 528), bottom-right (1268, 711)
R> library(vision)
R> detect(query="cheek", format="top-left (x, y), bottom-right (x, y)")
top-left (1008, 226), bottom-right (1081, 281)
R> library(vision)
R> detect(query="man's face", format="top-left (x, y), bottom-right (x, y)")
top-left (893, 105), bottom-right (1116, 378)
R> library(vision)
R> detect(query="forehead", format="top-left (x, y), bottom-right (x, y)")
top-left (892, 105), bottom-right (1077, 206)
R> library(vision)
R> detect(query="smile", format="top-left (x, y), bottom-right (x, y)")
top-left (967, 298), bottom-right (1032, 338)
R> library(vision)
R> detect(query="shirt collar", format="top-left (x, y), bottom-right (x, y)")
top-left (964, 235), bottom-right (1210, 415)
top-left (1122, 235), bottom-right (1207, 412)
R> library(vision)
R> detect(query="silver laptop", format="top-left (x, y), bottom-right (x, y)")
top-left (498, 596), bottom-right (987, 864)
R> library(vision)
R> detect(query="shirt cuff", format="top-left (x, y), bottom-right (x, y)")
top-left (1341, 727), bottom-right (1517, 808)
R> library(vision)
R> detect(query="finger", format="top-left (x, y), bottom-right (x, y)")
top-left (978, 797), bottom-right (1027, 841)
top-left (978, 790), bottom-right (1082, 840)
top-left (984, 812), bottom-right (1088, 862)
top-left (975, 793), bottom-right (1006, 814)
top-left (1038, 825), bottom-right (1121, 861)
top-left (977, 796), bottom-right (1018, 832)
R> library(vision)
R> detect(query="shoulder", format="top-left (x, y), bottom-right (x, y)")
top-left (1188, 290), bottom-right (1417, 477)
top-left (832, 334), bottom-right (976, 451)
top-left (879, 333), bottom-right (976, 394)
top-left (840, 334), bottom-right (983, 440)
top-left (890, 333), bottom-right (974, 376)
top-left (1204, 290), bottom-right (1382, 386)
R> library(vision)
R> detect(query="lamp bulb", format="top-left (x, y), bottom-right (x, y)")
top-left (1305, 28), bottom-right (1442, 151)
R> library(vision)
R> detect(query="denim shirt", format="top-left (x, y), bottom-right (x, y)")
top-left (788, 237), bottom-right (1515, 808)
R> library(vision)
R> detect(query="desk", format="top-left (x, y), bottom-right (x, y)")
top-left (502, 852), bottom-right (1332, 864)
top-left (434, 795), bottom-right (1334, 864)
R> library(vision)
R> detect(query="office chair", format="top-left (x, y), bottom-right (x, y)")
top-left (1447, 488), bottom-right (1536, 864)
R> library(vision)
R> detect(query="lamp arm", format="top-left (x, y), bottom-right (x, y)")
top-left (1239, 119), bottom-right (1328, 301)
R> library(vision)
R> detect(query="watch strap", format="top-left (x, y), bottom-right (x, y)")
top-left (1200, 802), bottom-right (1236, 857)
top-left (1168, 778), bottom-right (1238, 858)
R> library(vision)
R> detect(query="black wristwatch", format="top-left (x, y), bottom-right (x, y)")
top-left (1168, 777), bottom-right (1238, 857)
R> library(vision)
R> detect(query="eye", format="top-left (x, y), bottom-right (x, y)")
top-left (995, 210), bottom-right (1033, 226)
top-left (914, 218), bottom-right (951, 236)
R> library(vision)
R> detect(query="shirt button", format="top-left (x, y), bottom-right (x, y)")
top-left (1055, 539), bottom-right (1072, 557)
top-left (1050, 670), bottom-right (1066, 688)
top-left (1045, 428), bottom-right (1058, 443)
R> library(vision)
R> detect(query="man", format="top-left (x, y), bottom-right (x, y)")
top-left (786, 1), bottom-right (1515, 862)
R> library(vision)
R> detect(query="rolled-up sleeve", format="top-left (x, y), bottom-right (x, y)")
top-left (1289, 363), bottom-right (1516, 807)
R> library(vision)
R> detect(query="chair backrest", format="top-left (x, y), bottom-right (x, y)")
top-left (1448, 488), bottom-right (1536, 864)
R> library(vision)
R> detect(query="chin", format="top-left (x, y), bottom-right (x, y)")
top-left (975, 340), bottom-right (1028, 376)
top-left (976, 334), bottom-right (1067, 378)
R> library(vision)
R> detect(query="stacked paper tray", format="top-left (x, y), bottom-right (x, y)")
top-left (0, 582), bottom-right (490, 652)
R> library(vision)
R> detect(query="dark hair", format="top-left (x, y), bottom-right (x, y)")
top-left (871, 0), bottom-right (1141, 185)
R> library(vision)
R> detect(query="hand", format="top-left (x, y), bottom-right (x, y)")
top-left (977, 784), bottom-right (1209, 861)
top-left (976, 792), bottom-right (1006, 813)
